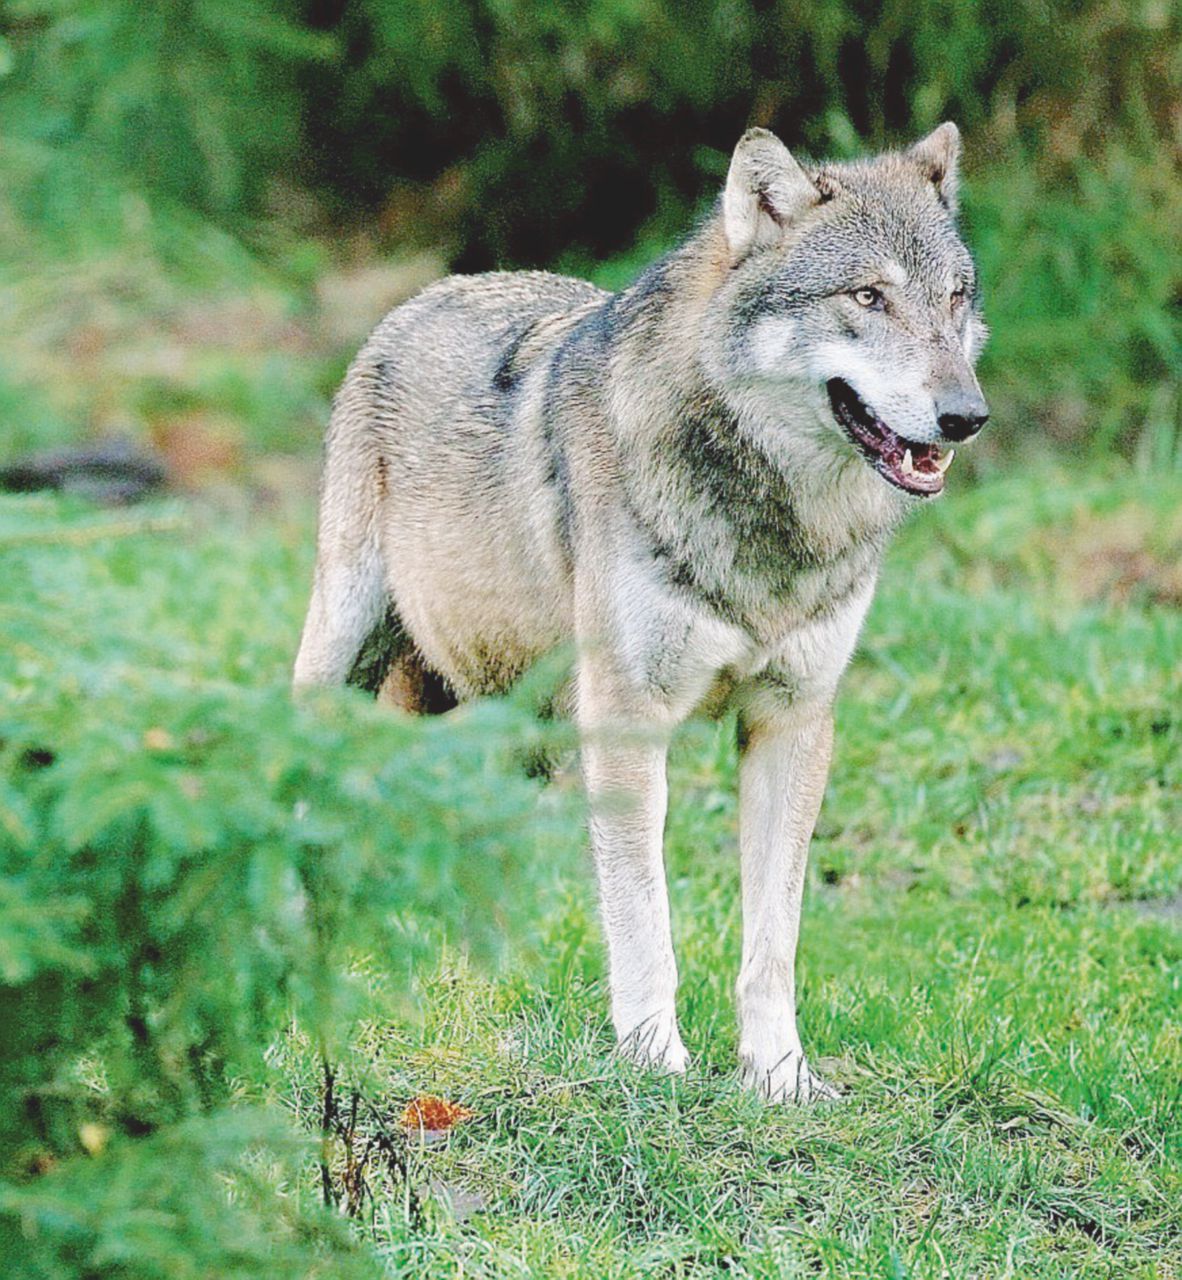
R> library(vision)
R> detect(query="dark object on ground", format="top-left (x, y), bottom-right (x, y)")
top-left (0, 439), bottom-right (169, 505)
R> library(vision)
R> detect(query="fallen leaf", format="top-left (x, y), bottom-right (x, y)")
top-left (399, 1095), bottom-right (474, 1133)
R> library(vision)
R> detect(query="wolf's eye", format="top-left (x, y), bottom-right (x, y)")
top-left (951, 282), bottom-right (968, 306)
top-left (851, 287), bottom-right (882, 309)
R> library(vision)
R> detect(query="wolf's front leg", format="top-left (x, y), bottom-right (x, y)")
top-left (736, 696), bottom-right (838, 1103)
top-left (580, 683), bottom-right (688, 1075)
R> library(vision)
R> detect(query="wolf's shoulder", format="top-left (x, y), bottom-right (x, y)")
top-left (363, 270), bottom-right (612, 391)
top-left (400, 270), bottom-right (610, 321)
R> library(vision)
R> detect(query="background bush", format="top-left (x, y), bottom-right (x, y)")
top-left (1, 0), bottom-right (1179, 461)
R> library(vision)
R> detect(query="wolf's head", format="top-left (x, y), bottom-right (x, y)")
top-left (701, 125), bottom-right (988, 499)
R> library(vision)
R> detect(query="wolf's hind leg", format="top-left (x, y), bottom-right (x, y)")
top-left (375, 644), bottom-right (458, 715)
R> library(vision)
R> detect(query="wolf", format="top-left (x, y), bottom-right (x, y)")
top-left (293, 123), bottom-right (989, 1102)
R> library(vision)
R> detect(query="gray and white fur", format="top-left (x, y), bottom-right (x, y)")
top-left (294, 124), bottom-right (989, 1102)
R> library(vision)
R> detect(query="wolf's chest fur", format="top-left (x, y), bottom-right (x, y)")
top-left (599, 408), bottom-right (885, 720)
top-left (616, 394), bottom-right (891, 627)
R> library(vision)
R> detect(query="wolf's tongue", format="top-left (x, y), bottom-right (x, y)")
top-left (908, 443), bottom-right (939, 474)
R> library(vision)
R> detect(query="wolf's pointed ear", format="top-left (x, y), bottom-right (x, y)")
top-left (909, 122), bottom-right (961, 212)
top-left (724, 128), bottom-right (821, 263)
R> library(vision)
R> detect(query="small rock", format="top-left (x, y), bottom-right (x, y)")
top-left (427, 1179), bottom-right (488, 1223)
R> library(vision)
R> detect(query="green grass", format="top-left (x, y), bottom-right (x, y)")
top-left (5, 461), bottom-right (1181, 1277)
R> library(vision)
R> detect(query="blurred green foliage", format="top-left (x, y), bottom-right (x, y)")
top-left (1, 0), bottom-right (1179, 461)
top-left (0, 497), bottom-right (570, 1276)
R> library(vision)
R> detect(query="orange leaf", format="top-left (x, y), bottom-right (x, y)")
top-left (399, 1095), bottom-right (474, 1132)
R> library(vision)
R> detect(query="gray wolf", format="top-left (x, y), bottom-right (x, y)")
top-left (294, 123), bottom-right (989, 1102)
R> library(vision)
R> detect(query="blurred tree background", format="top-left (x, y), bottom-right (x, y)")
top-left (1, 0), bottom-right (1179, 471)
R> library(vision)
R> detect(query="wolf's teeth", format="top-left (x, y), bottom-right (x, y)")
top-left (934, 448), bottom-right (955, 475)
top-left (901, 448), bottom-right (914, 474)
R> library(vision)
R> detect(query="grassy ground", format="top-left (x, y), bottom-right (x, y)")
top-left (295, 463), bottom-right (1181, 1279)
top-left (7, 460), bottom-right (1181, 1277)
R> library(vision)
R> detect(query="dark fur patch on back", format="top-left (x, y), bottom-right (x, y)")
top-left (492, 324), bottom-right (533, 392)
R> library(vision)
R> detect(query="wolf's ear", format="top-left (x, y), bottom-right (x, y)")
top-left (909, 122), bottom-right (961, 212)
top-left (724, 128), bottom-right (821, 263)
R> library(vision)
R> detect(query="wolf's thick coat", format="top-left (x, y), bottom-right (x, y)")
top-left (295, 124), bottom-right (988, 1100)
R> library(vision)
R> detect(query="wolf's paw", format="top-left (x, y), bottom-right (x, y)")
top-left (740, 1050), bottom-right (840, 1105)
top-left (615, 1012), bottom-right (691, 1075)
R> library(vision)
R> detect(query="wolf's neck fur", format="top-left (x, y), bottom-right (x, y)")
top-left (604, 217), bottom-right (904, 626)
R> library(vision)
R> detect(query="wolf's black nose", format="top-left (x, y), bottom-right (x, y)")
top-left (937, 391), bottom-right (989, 442)
top-left (938, 410), bottom-right (988, 441)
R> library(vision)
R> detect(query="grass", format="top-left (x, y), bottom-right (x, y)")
top-left (5, 458), bottom-right (1181, 1277)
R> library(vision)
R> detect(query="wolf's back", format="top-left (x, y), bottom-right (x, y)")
top-left (321, 270), bottom-right (610, 698)
top-left (358, 271), bottom-right (608, 402)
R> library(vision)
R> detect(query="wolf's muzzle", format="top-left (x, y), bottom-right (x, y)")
top-left (936, 389), bottom-right (990, 442)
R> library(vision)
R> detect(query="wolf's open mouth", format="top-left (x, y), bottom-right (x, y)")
top-left (827, 378), bottom-right (953, 497)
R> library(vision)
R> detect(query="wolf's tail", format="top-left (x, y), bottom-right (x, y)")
top-left (292, 376), bottom-right (390, 690)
